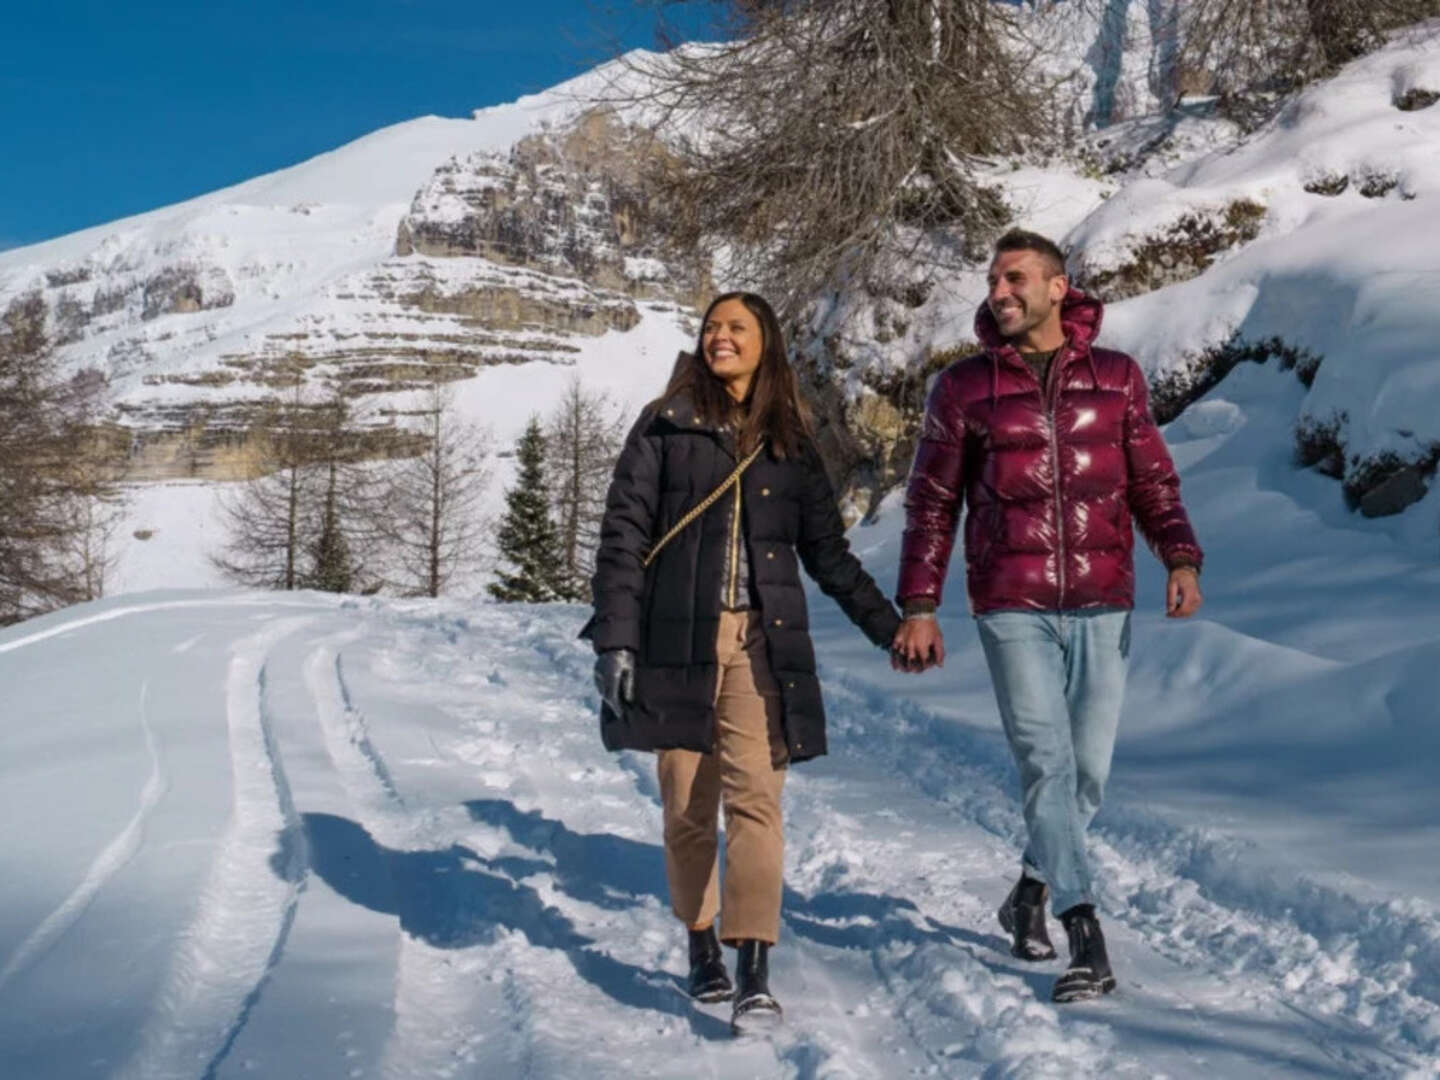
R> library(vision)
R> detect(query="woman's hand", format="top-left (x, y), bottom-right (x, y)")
top-left (891, 617), bottom-right (944, 673)
top-left (594, 649), bottom-right (636, 714)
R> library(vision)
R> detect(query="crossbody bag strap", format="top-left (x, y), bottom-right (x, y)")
top-left (642, 442), bottom-right (765, 569)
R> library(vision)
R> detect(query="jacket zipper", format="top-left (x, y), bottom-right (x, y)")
top-left (727, 479), bottom-right (743, 609)
top-left (1044, 348), bottom-right (1066, 610)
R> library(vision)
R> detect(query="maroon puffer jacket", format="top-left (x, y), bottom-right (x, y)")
top-left (897, 289), bottom-right (1202, 615)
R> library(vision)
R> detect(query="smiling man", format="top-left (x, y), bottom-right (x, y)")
top-left (891, 229), bottom-right (1204, 1003)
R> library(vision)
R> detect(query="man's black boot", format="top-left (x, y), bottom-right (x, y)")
top-left (1052, 904), bottom-right (1117, 1003)
top-left (997, 875), bottom-right (1057, 961)
top-left (730, 940), bottom-right (782, 1034)
top-left (687, 926), bottom-right (733, 1002)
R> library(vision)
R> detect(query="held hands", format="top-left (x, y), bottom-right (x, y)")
top-left (891, 617), bottom-right (945, 674)
top-left (594, 648), bottom-right (636, 714)
top-left (1166, 566), bottom-right (1203, 618)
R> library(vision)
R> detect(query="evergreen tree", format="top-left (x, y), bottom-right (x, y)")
top-left (303, 461), bottom-right (354, 593)
top-left (489, 417), bottom-right (566, 603)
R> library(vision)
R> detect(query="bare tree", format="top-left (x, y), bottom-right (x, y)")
top-left (545, 377), bottom-right (627, 602)
top-left (211, 384), bottom-right (319, 590)
top-left (606, 0), bottom-right (1046, 316)
top-left (0, 294), bottom-right (124, 623)
top-left (54, 369), bottom-right (127, 602)
top-left (377, 382), bottom-right (492, 598)
top-left (213, 384), bottom-right (385, 593)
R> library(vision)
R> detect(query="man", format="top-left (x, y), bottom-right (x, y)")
top-left (892, 229), bottom-right (1203, 1003)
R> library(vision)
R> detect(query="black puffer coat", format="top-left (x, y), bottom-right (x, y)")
top-left (582, 390), bottom-right (900, 763)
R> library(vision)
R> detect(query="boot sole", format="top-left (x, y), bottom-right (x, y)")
top-left (997, 901), bottom-right (1058, 962)
top-left (691, 985), bottom-right (734, 1004)
top-left (731, 994), bottom-right (783, 1036)
top-left (1052, 974), bottom-right (1117, 1004)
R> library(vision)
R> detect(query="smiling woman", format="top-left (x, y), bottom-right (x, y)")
top-left (583, 289), bottom-right (903, 1035)
top-left (0, 0), bottom-right (728, 248)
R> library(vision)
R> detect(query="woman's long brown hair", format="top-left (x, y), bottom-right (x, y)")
top-left (661, 292), bottom-right (814, 460)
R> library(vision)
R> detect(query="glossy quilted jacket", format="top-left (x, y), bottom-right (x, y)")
top-left (897, 289), bottom-right (1203, 614)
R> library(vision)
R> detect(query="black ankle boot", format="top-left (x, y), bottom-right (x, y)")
top-left (1052, 904), bottom-right (1116, 1003)
top-left (730, 940), bottom-right (782, 1034)
top-left (686, 926), bottom-right (733, 1002)
top-left (997, 875), bottom-right (1057, 961)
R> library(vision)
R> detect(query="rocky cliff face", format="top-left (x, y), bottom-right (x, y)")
top-left (0, 109), bottom-right (698, 482)
top-left (396, 109), bottom-right (705, 308)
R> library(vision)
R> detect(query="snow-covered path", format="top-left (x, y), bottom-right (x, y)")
top-left (3, 568), bottom-right (1435, 1077)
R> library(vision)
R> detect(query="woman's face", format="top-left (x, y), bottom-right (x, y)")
top-left (702, 298), bottom-right (764, 401)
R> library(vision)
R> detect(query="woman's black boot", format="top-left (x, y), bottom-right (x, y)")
top-left (730, 940), bottom-right (782, 1034)
top-left (687, 926), bottom-right (733, 1002)
top-left (997, 875), bottom-right (1057, 961)
top-left (1052, 904), bottom-right (1117, 1003)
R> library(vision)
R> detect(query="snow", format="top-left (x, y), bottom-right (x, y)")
top-left (5, 20), bottom-right (1440, 1080)
top-left (1070, 23), bottom-right (1440, 488)
top-left (6, 338), bottom-right (1440, 1076)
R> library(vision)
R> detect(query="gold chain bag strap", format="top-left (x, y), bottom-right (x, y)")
top-left (642, 442), bottom-right (765, 569)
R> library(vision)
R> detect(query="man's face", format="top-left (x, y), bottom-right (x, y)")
top-left (986, 250), bottom-right (1067, 341)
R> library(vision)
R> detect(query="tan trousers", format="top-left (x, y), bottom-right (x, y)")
top-left (656, 610), bottom-right (789, 945)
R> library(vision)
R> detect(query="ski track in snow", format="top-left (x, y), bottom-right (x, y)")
top-left (821, 668), bottom-right (1440, 1077)
top-left (0, 682), bottom-right (168, 992)
top-left (0, 594), bottom-right (332, 656)
top-left (10, 598), bottom-right (1434, 1077)
top-left (118, 617), bottom-right (313, 1080)
top-left (305, 630), bottom-right (546, 1080)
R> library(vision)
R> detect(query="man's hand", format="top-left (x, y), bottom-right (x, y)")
top-left (594, 648), bottom-right (636, 714)
top-left (891, 617), bottom-right (945, 673)
top-left (1166, 567), bottom-right (1203, 618)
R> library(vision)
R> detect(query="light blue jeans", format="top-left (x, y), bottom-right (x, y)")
top-left (975, 609), bottom-right (1131, 917)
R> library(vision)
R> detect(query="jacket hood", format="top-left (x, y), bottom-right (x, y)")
top-left (973, 287), bottom-right (1104, 354)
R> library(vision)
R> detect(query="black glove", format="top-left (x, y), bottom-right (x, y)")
top-left (594, 648), bottom-right (636, 716)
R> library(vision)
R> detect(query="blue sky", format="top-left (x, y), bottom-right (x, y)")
top-left (1, 1), bottom-right (725, 250)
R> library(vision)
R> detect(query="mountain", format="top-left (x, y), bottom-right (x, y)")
top-left (3, 16), bottom-right (1440, 1079)
top-left (0, 60), bottom-right (697, 484)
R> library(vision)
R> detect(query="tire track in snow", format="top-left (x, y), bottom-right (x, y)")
top-left (823, 668), bottom-right (1440, 1075)
top-left (305, 633), bottom-right (527, 1080)
top-left (0, 682), bottom-right (168, 992)
top-left (0, 594), bottom-right (333, 655)
top-left (118, 617), bottom-right (312, 1080)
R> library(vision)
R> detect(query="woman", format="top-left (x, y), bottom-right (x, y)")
top-left (582, 292), bottom-right (902, 1034)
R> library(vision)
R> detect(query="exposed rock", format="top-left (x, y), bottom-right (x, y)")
top-left (1303, 173), bottom-right (1350, 196)
top-left (1358, 464), bottom-right (1428, 518)
top-left (396, 109), bottom-right (705, 308)
top-left (796, 339), bottom-right (977, 523)
top-left (1395, 88), bottom-right (1439, 111)
top-left (1357, 171), bottom-right (1401, 199)
top-left (140, 264), bottom-right (236, 321)
top-left (1071, 199), bottom-right (1266, 303)
top-left (1149, 335), bottom-right (1321, 425)
top-left (401, 280), bottom-right (639, 337)
top-left (45, 266), bottom-right (92, 288)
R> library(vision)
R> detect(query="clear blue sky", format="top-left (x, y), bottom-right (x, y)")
top-left (1, 1), bottom-right (725, 250)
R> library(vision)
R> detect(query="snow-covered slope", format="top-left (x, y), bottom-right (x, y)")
top-left (0, 56), bottom-right (694, 479)
top-left (4, 24), bottom-right (1440, 1078)
top-left (5, 341), bottom-right (1440, 1077)
top-left (1071, 26), bottom-right (1440, 514)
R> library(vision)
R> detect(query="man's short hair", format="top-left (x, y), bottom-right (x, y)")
top-left (993, 229), bottom-right (1067, 278)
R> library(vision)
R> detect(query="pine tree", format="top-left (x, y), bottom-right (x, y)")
top-left (489, 417), bottom-right (566, 603)
top-left (303, 461), bottom-right (354, 593)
